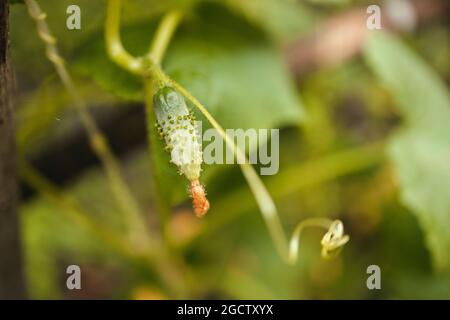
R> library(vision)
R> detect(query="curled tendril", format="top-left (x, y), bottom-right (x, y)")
top-left (288, 219), bottom-right (349, 264)
top-left (321, 220), bottom-right (350, 258)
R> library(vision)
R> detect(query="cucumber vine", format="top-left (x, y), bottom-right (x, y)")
top-left (104, 0), bottom-right (349, 263)
top-left (23, 0), bottom-right (350, 279)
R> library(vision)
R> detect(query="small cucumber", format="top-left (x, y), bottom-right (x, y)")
top-left (154, 86), bottom-right (202, 181)
top-left (153, 86), bottom-right (209, 217)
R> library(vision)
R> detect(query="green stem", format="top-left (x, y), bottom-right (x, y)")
top-left (105, 0), bottom-right (143, 75)
top-left (143, 10), bottom-right (184, 245)
top-left (147, 10), bottom-right (183, 65)
top-left (288, 218), bottom-right (331, 264)
top-left (143, 77), bottom-right (172, 244)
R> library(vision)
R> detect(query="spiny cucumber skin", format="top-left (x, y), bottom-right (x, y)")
top-left (154, 87), bottom-right (202, 181)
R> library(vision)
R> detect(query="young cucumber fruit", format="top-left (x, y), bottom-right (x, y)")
top-left (153, 86), bottom-right (209, 217)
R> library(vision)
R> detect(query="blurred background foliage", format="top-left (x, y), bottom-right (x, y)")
top-left (9, 0), bottom-right (450, 299)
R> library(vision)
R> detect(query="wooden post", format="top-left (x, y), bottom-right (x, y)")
top-left (0, 0), bottom-right (27, 299)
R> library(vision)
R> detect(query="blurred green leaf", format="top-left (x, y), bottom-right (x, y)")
top-left (22, 197), bottom-right (116, 299)
top-left (72, 22), bottom-right (149, 101)
top-left (167, 6), bottom-right (304, 129)
top-left (17, 77), bottom-right (117, 156)
top-left (17, 78), bottom-right (70, 154)
top-left (224, 0), bottom-right (315, 42)
top-left (364, 32), bottom-right (450, 271)
top-left (21, 151), bottom-right (157, 298)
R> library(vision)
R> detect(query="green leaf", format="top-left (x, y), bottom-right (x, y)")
top-left (17, 77), bottom-right (117, 155)
top-left (364, 32), bottom-right (450, 271)
top-left (224, 0), bottom-right (315, 42)
top-left (73, 4), bottom-right (304, 130)
top-left (72, 24), bottom-right (150, 101)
